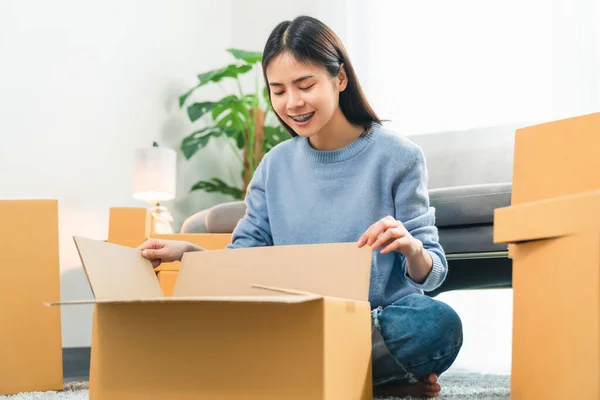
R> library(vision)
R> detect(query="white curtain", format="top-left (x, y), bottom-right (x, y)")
top-left (320, 0), bottom-right (600, 135)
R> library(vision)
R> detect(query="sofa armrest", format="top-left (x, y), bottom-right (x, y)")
top-left (179, 209), bottom-right (210, 233)
top-left (205, 201), bottom-right (247, 233)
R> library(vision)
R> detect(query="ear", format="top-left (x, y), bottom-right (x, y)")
top-left (337, 63), bottom-right (348, 92)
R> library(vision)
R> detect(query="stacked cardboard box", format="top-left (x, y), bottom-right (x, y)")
top-left (0, 200), bottom-right (63, 395)
top-left (52, 236), bottom-right (374, 399)
top-left (494, 112), bottom-right (600, 399)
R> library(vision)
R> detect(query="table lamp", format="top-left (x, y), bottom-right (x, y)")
top-left (132, 143), bottom-right (177, 233)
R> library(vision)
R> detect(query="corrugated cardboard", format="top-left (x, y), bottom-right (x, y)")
top-left (152, 233), bottom-right (233, 250)
top-left (153, 234), bottom-right (232, 295)
top-left (157, 270), bottom-right (178, 296)
top-left (152, 233), bottom-right (232, 272)
top-left (107, 207), bottom-right (152, 247)
top-left (511, 112), bottom-right (600, 205)
top-left (495, 189), bottom-right (600, 398)
top-left (494, 189), bottom-right (600, 244)
top-left (53, 236), bottom-right (373, 399)
top-left (508, 231), bottom-right (599, 400)
top-left (107, 207), bottom-right (233, 295)
top-left (0, 200), bottom-right (63, 395)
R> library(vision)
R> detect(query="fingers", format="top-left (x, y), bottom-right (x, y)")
top-left (381, 236), bottom-right (413, 254)
top-left (368, 217), bottom-right (401, 246)
top-left (370, 227), bottom-right (406, 251)
top-left (357, 217), bottom-right (389, 247)
top-left (358, 216), bottom-right (404, 249)
top-left (356, 232), bottom-right (368, 247)
top-left (138, 239), bottom-right (170, 267)
top-left (141, 248), bottom-right (167, 260)
top-left (137, 239), bottom-right (162, 250)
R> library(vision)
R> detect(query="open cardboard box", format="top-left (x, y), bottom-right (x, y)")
top-left (52, 236), bottom-right (374, 400)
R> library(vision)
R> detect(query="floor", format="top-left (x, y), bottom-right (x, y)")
top-left (0, 371), bottom-right (511, 400)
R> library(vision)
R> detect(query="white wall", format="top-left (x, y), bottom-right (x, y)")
top-left (231, 0), bottom-right (321, 51)
top-left (0, 0), bottom-right (330, 349)
top-left (0, 0), bottom-right (234, 347)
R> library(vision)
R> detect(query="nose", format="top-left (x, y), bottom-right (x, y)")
top-left (287, 90), bottom-right (305, 110)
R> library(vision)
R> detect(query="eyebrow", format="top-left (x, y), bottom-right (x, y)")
top-left (269, 75), bottom-right (314, 87)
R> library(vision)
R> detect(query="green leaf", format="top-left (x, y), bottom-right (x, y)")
top-left (179, 85), bottom-right (199, 108)
top-left (226, 49), bottom-right (262, 64)
top-left (190, 178), bottom-right (244, 200)
top-left (264, 125), bottom-right (290, 152)
top-left (181, 126), bottom-right (231, 159)
top-left (211, 95), bottom-right (242, 118)
top-left (187, 102), bottom-right (216, 122)
top-left (197, 64), bottom-right (253, 86)
top-left (232, 130), bottom-right (245, 149)
top-left (244, 94), bottom-right (259, 106)
top-left (217, 112), bottom-right (245, 133)
top-left (211, 95), bottom-right (252, 134)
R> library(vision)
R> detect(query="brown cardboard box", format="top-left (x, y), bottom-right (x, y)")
top-left (511, 112), bottom-right (600, 205)
top-left (106, 207), bottom-right (233, 295)
top-left (107, 207), bottom-right (153, 247)
top-left (151, 233), bottom-right (233, 272)
top-left (52, 236), bottom-right (373, 400)
top-left (494, 191), bottom-right (600, 399)
top-left (156, 270), bottom-right (178, 296)
top-left (0, 200), bottom-right (63, 394)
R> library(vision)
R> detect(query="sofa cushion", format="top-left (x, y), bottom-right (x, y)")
top-left (407, 124), bottom-right (525, 189)
top-left (438, 225), bottom-right (507, 254)
top-left (430, 183), bottom-right (512, 227)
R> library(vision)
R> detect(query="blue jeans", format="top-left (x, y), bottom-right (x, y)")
top-left (371, 294), bottom-right (463, 386)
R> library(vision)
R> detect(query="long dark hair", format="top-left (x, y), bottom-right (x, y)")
top-left (262, 16), bottom-right (381, 137)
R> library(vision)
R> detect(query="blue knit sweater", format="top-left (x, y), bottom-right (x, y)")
top-left (227, 122), bottom-right (447, 308)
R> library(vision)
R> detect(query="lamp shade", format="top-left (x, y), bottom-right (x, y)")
top-left (132, 147), bottom-right (177, 203)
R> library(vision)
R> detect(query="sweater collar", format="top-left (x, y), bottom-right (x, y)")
top-left (301, 123), bottom-right (378, 163)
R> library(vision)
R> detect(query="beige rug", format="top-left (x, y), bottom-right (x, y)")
top-left (0, 372), bottom-right (510, 399)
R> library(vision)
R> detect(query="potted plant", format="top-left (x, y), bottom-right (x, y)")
top-left (178, 48), bottom-right (289, 200)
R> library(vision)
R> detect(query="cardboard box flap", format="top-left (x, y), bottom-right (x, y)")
top-left (73, 236), bottom-right (163, 300)
top-left (494, 190), bottom-right (600, 244)
top-left (511, 112), bottom-right (600, 205)
top-left (46, 293), bottom-right (322, 306)
top-left (174, 242), bottom-right (372, 301)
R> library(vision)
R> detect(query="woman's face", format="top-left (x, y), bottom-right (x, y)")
top-left (266, 51), bottom-right (347, 138)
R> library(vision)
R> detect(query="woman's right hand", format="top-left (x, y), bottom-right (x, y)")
top-left (138, 239), bottom-right (201, 268)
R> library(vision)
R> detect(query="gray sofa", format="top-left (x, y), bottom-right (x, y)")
top-left (180, 124), bottom-right (523, 296)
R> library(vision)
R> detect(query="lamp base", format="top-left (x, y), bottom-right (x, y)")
top-left (149, 204), bottom-right (174, 234)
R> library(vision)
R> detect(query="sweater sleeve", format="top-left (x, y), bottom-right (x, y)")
top-left (226, 160), bottom-right (273, 249)
top-left (393, 147), bottom-right (448, 291)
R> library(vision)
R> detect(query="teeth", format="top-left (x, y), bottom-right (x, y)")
top-left (292, 112), bottom-right (314, 122)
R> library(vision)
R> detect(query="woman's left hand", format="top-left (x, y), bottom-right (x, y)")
top-left (357, 215), bottom-right (422, 256)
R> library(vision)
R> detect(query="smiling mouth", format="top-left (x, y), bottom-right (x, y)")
top-left (289, 112), bottom-right (315, 122)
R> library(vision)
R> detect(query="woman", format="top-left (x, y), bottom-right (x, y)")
top-left (140, 15), bottom-right (462, 398)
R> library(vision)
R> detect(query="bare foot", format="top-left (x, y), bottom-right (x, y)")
top-left (374, 373), bottom-right (441, 398)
